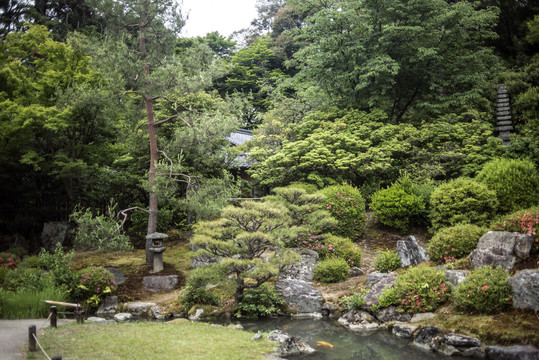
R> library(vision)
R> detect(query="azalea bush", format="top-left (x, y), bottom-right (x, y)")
top-left (430, 178), bottom-right (498, 232)
top-left (0, 252), bottom-right (21, 270)
top-left (293, 234), bottom-right (362, 267)
top-left (379, 266), bottom-right (451, 314)
top-left (166, 229), bottom-right (183, 242)
top-left (76, 266), bottom-right (116, 308)
top-left (492, 206), bottom-right (539, 253)
top-left (373, 249), bottom-right (401, 273)
top-left (320, 184), bottom-right (367, 238)
top-left (476, 158), bottom-right (539, 213)
top-left (454, 266), bottom-right (512, 314)
top-left (314, 257), bottom-right (350, 283)
top-left (428, 224), bottom-right (486, 264)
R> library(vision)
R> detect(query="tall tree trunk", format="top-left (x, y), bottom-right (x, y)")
top-left (140, 21), bottom-right (158, 264)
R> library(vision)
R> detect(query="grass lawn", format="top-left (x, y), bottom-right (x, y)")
top-left (27, 321), bottom-right (275, 360)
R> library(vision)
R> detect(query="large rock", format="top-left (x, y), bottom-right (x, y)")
top-left (268, 330), bottom-right (315, 357)
top-left (114, 313), bottom-right (132, 322)
top-left (275, 279), bottom-right (322, 314)
top-left (41, 222), bottom-right (69, 252)
top-left (366, 272), bottom-right (397, 287)
top-left (142, 275), bottom-right (178, 291)
top-left (363, 276), bottom-right (397, 309)
top-left (127, 302), bottom-right (156, 316)
top-left (445, 270), bottom-right (469, 287)
top-left (412, 326), bottom-right (441, 351)
top-left (105, 267), bottom-right (127, 285)
top-left (392, 323), bottom-right (418, 339)
top-left (485, 345), bottom-right (539, 360)
top-left (470, 231), bottom-right (533, 271)
top-left (96, 296), bottom-right (118, 316)
top-left (509, 270), bottom-right (539, 311)
top-left (397, 236), bottom-right (430, 267)
top-left (338, 310), bottom-right (381, 332)
top-left (279, 249), bottom-right (318, 281)
top-left (375, 306), bottom-right (412, 323)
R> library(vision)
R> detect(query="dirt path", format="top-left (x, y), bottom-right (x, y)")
top-left (0, 318), bottom-right (74, 360)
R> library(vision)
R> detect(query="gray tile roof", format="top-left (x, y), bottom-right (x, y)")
top-left (226, 129), bottom-right (253, 146)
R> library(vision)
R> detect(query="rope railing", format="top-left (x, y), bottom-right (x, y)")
top-left (28, 325), bottom-right (61, 360)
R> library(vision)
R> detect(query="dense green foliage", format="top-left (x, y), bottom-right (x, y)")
top-left (236, 284), bottom-right (284, 318)
top-left (0, 287), bottom-right (67, 319)
top-left (373, 249), bottom-right (401, 273)
top-left (320, 183), bottom-right (367, 238)
top-left (339, 288), bottom-right (368, 311)
top-left (292, 233), bottom-right (361, 267)
top-left (379, 267), bottom-right (451, 314)
top-left (429, 178), bottom-right (498, 232)
top-left (371, 176), bottom-right (427, 233)
top-left (428, 224), bottom-right (486, 264)
top-left (492, 206), bottom-right (539, 254)
top-left (454, 266), bottom-right (513, 314)
top-left (476, 158), bottom-right (539, 213)
top-left (76, 266), bottom-right (116, 308)
top-left (313, 257), bottom-right (350, 283)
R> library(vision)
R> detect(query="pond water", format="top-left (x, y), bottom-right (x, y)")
top-left (238, 317), bottom-right (469, 360)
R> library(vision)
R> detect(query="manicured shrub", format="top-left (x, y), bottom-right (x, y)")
top-left (70, 202), bottom-right (133, 252)
top-left (476, 158), bottom-right (539, 213)
top-left (178, 285), bottom-right (220, 313)
top-left (492, 206), bottom-right (539, 253)
top-left (2, 267), bottom-right (54, 292)
top-left (339, 288), bottom-right (368, 310)
top-left (379, 266), bottom-right (451, 314)
top-left (428, 224), bottom-right (486, 264)
top-left (430, 178), bottom-right (498, 232)
top-left (371, 176), bottom-right (426, 233)
top-left (293, 234), bottom-right (361, 267)
top-left (314, 257), bottom-right (350, 283)
top-left (76, 266), bottom-right (116, 308)
top-left (454, 266), bottom-right (512, 314)
top-left (373, 249), bottom-right (401, 273)
top-left (320, 184), bottom-right (367, 238)
top-left (179, 265), bottom-right (230, 313)
top-left (236, 285), bottom-right (284, 318)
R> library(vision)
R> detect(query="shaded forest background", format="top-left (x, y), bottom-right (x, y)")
top-left (0, 0), bottom-right (538, 251)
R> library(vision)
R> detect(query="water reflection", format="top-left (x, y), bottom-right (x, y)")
top-left (239, 317), bottom-right (466, 360)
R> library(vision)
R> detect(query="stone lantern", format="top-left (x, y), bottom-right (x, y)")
top-left (146, 232), bottom-right (168, 273)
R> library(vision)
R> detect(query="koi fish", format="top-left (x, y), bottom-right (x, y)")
top-left (316, 341), bottom-right (334, 349)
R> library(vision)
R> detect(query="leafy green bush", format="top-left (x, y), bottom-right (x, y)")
top-left (379, 267), bottom-right (451, 314)
top-left (454, 266), bottom-right (512, 314)
top-left (2, 267), bottom-right (54, 292)
top-left (492, 206), bottom-right (539, 253)
top-left (178, 265), bottom-right (230, 313)
top-left (339, 288), bottom-right (368, 310)
top-left (0, 287), bottom-right (67, 319)
top-left (293, 234), bottom-right (362, 267)
top-left (314, 257), bottom-right (350, 283)
top-left (178, 286), bottom-right (220, 313)
top-left (76, 266), bottom-right (116, 308)
top-left (16, 255), bottom-right (42, 270)
top-left (71, 201), bottom-right (133, 252)
top-left (373, 249), bottom-right (401, 273)
top-left (371, 176), bottom-right (426, 232)
top-left (476, 158), bottom-right (539, 213)
top-left (430, 178), bottom-right (498, 232)
top-left (320, 184), bottom-right (367, 238)
top-left (428, 224), bottom-right (486, 264)
top-left (236, 284), bottom-right (284, 318)
top-left (39, 244), bottom-right (77, 290)
top-left (0, 267), bottom-right (8, 286)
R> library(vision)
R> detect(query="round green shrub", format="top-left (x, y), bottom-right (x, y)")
top-left (314, 257), bottom-right (350, 283)
top-left (293, 234), bottom-right (362, 267)
top-left (373, 249), bottom-right (401, 273)
top-left (492, 206), bottom-right (539, 253)
top-left (339, 288), bottom-right (368, 310)
top-left (476, 158), bottom-right (539, 213)
top-left (2, 267), bottom-right (54, 292)
top-left (320, 184), bottom-right (367, 238)
top-left (428, 224), bottom-right (486, 264)
top-left (179, 285), bottom-right (220, 313)
top-left (454, 266), bottom-right (512, 314)
top-left (380, 266), bottom-right (451, 314)
top-left (236, 284), bottom-right (284, 318)
top-left (371, 177), bottom-right (426, 233)
top-left (76, 266), bottom-right (116, 308)
top-left (430, 178), bottom-right (498, 232)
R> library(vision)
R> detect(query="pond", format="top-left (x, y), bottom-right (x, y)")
top-left (238, 317), bottom-right (469, 360)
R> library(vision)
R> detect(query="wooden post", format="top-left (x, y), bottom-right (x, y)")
top-left (52, 356), bottom-right (62, 360)
top-left (50, 306), bottom-right (57, 328)
top-left (75, 305), bottom-right (84, 324)
top-left (28, 325), bottom-right (36, 352)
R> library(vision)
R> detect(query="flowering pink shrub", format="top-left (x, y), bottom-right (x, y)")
top-left (492, 206), bottom-right (539, 253)
top-left (167, 229), bottom-right (182, 242)
top-left (428, 224), bottom-right (486, 264)
top-left (320, 184), bottom-right (367, 238)
top-left (76, 266), bottom-right (116, 307)
top-left (454, 266), bottom-right (512, 314)
top-left (0, 252), bottom-right (22, 269)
